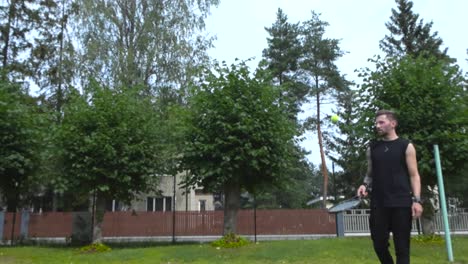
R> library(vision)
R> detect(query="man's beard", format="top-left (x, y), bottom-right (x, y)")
top-left (376, 129), bottom-right (387, 136)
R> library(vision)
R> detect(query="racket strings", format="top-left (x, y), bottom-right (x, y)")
top-left (328, 197), bottom-right (363, 213)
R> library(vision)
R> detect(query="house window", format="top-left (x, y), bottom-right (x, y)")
top-left (147, 197), bottom-right (172, 212)
top-left (199, 200), bottom-right (206, 211)
top-left (165, 197), bottom-right (172, 211)
top-left (147, 197), bottom-right (154, 211)
top-left (106, 199), bottom-right (121, 212)
top-left (155, 197), bottom-right (164, 211)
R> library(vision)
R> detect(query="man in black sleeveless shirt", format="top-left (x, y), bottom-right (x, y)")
top-left (357, 110), bottom-right (423, 264)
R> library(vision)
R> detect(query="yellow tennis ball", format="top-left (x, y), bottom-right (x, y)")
top-left (331, 114), bottom-right (339, 123)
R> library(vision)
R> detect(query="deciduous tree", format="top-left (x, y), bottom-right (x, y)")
top-left (55, 82), bottom-right (165, 242)
top-left (0, 79), bottom-right (45, 212)
top-left (357, 55), bottom-right (467, 234)
top-left (181, 61), bottom-right (297, 234)
top-left (75, 0), bottom-right (218, 95)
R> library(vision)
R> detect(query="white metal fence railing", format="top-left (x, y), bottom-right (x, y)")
top-left (343, 209), bottom-right (468, 233)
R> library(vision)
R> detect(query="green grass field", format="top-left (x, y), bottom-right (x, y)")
top-left (1, 236), bottom-right (467, 263)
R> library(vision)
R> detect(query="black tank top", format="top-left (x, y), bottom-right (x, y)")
top-left (370, 138), bottom-right (412, 207)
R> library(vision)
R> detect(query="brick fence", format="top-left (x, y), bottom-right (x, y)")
top-left (0, 209), bottom-right (336, 243)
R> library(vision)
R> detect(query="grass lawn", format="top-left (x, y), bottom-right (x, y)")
top-left (1, 236), bottom-right (467, 263)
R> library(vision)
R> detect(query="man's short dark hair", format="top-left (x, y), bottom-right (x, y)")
top-left (375, 109), bottom-right (398, 122)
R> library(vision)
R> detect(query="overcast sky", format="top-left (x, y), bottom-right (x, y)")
top-left (204, 0), bottom-right (468, 166)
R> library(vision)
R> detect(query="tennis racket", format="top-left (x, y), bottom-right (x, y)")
top-left (328, 196), bottom-right (362, 213)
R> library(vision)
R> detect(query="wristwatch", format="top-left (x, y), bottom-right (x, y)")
top-left (412, 196), bottom-right (422, 204)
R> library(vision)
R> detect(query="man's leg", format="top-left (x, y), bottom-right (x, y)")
top-left (370, 207), bottom-right (393, 264)
top-left (391, 207), bottom-right (412, 264)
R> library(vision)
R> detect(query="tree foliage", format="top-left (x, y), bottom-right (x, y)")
top-left (299, 11), bottom-right (346, 207)
top-left (377, 0), bottom-right (467, 210)
top-left (380, 0), bottom-right (452, 61)
top-left (263, 8), bottom-right (301, 86)
top-left (75, 0), bottom-right (219, 94)
top-left (357, 55), bottom-right (467, 212)
top-left (181, 61), bottom-right (297, 233)
top-left (262, 10), bottom-right (349, 207)
top-left (30, 0), bottom-right (78, 116)
top-left (55, 83), bottom-right (165, 202)
top-left (327, 0), bottom-right (467, 209)
top-left (0, 79), bottom-right (45, 211)
top-left (244, 145), bottom-right (318, 209)
top-left (54, 82), bottom-right (168, 241)
top-left (0, 0), bottom-right (40, 81)
top-left (0, 0), bottom-right (220, 215)
top-left (324, 84), bottom-right (367, 198)
top-left (257, 9), bottom-right (322, 208)
top-left (262, 8), bottom-right (307, 121)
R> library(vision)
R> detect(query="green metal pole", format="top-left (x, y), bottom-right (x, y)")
top-left (433, 144), bottom-right (454, 262)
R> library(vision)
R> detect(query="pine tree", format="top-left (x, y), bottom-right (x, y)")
top-left (380, 0), bottom-right (453, 61)
top-left (30, 0), bottom-right (78, 117)
top-left (299, 11), bottom-right (346, 208)
top-left (0, 0), bottom-right (40, 82)
top-left (262, 8), bottom-right (307, 120)
top-left (263, 8), bottom-right (301, 86)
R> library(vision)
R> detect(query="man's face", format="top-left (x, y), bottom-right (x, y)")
top-left (375, 114), bottom-right (396, 136)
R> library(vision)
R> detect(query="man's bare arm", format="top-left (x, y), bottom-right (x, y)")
top-left (363, 147), bottom-right (372, 186)
top-left (406, 143), bottom-right (421, 198)
top-left (357, 147), bottom-right (372, 197)
top-left (406, 143), bottom-right (423, 218)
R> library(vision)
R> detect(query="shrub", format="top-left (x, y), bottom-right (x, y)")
top-left (79, 242), bottom-right (112, 253)
top-left (211, 233), bottom-right (250, 248)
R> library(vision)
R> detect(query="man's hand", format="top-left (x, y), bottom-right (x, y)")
top-left (412, 202), bottom-right (423, 218)
top-left (356, 185), bottom-right (368, 198)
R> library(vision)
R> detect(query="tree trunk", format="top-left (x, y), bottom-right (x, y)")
top-left (421, 216), bottom-right (435, 235)
top-left (56, 0), bottom-right (66, 117)
top-left (92, 193), bottom-right (106, 243)
top-left (223, 180), bottom-right (241, 235)
top-left (5, 183), bottom-right (19, 212)
top-left (421, 186), bottom-right (436, 235)
top-left (316, 89), bottom-right (329, 208)
top-left (2, 0), bottom-right (15, 69)
top-left (6, 193), bottom-right (17, 212)
top-left (6, 185), bottom-right (19, 245)
top-left (6, 199), bottom-right (16, 212)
